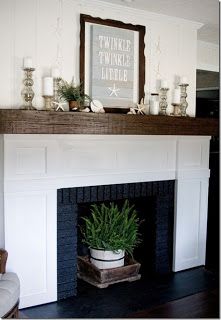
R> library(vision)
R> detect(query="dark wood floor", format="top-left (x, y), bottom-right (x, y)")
top-left (20, 267), bottom-right (219, 319)
top-left (129, 288), bottom-right (219, 318)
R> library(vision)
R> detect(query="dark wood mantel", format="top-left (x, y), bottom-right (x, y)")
top-left (0, 109), bottom-right (219, 135)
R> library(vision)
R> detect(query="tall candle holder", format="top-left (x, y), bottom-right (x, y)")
top-left (43, 95), bottom-right (53, 111)
top-left (52, 77), bottom-right (61, 111)
top-left (179, 83), bottom-right (189, 116)
top-left (159, 87), bottom-right (169, 115)
top-left (21, 68), bottom-right (36, 110)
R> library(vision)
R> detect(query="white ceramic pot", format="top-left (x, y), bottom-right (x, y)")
top-left (90, 248), bottom-right (125, 269)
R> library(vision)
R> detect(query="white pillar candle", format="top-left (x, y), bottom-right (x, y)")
top-left (150, 101), bottom-right (159, 115)
top-left (23, 56), bottom-right (33, 69)
top-left (173, 88), bottom-right (181, 104)
top-left (43, 77), bottom-right (53, 96)
top-left (180, 76), bottom-right (188, 84)
top-left (161, 79), bottom-right (168, 88)
top-left (51, 67), bottom-right (60, 78)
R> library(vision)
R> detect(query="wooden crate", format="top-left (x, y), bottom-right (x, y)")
top-left (77, 255), bottom-right (141, 288)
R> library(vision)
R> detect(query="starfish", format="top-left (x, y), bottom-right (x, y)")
top-left (108, 83), bottom-right (120, 97)
top-left (133, 98), bottom-right (146, 115)
top-left (156, 36), bottom-right (162, 54)
top-left (128, 99), bottom-right (146, 115)
top-left (52, 101), bottom-right (66, 112)
top-left (154, 62), bottom-right (161, 78)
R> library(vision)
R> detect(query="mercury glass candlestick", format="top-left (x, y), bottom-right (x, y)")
top-left (179, 83), bottom-right (189, 116)
top-left (171, 103), bottom-right (181, 116)
top-left (159, 87), bottom-right (169, 115)
top-left (52, 77), bottom-right (61, 111)
top-left (43, 95), bottom-right (53, 111)
top-left (21, 68), bottom-right (36, 110)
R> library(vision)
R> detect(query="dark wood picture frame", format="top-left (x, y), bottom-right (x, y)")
top-left (80, 14), bottom-right (145, 108)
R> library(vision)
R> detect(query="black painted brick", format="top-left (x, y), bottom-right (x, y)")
top-left (77, 188), bottom-right (84, 203)
top-left (110, 184), bottom-right (117, 200)
top-left (104, 185), bottom-right (111, 200)
top-left (58, 271), bottom-right (77, 284)
top-left (57, 259), bottom-right (76, 269)
top-left (97, 185), bottom-right (104, 201)
top-left (57, 180), bottom-right (175, 299)
top-left (69, 188), bottom-right (77, 203)
top-left (57, 189), bottom-right (63, 204)
top-left (83, 187), bottom-right (91, 202)
top-left (116, 184), bottom-right (124, 199)
top-left (58, 288), bottom-right (76, 300)
top-left (129, 183), bottom-right (135, 199)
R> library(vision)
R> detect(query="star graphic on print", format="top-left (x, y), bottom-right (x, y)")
top-left (108, 83), bottom-right (120, 97)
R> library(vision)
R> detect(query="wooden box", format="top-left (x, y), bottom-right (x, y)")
top-left (77, 255), bottom-right (141, 288)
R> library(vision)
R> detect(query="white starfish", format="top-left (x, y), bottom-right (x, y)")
top-left (129, 99), bottom-right (146, 115)
top-left (156, 36), bottom-right (162, 54)
top-left (108, 83), bottom-right (120, 97)
top-left (154, 62), bottom-right (161, 78)
top-left (52, 101), bottom-right (66, 112)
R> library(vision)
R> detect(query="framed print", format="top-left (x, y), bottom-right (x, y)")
top-left (80, 14), bottom-right (145, 109)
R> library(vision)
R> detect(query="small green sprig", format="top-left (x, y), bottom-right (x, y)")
top-left (57, 78), bottom-right (91, 104)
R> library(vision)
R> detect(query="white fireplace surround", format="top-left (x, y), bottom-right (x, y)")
top-left (0, 134), bottom-right (210, 309)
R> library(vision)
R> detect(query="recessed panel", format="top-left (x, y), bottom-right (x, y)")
top-left (16, 147), bottom-right (46, 175)
top-left (5, 193), bottom-right (47, 296)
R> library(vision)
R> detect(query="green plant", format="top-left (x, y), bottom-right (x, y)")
top-left (57, 78), bottom-right (91, 104)
top-left (81, 200), bottom-right (141, 256)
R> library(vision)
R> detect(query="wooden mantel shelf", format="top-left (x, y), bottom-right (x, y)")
top-left (0, 109), bottom-right (219, 135)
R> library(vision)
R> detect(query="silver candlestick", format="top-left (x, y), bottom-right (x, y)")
top-left (52, 77), bottom-right (61, 111)
top-left (159, 88), bottom-right (169, 115)
top-left (179, 84), bottom-right (189, 116)
top-left (170, 103), bottom-right (181, 116)
top-left (43, 95), bottom-right (53, 111)
top-left (21, 68), bottom-right (36, 110)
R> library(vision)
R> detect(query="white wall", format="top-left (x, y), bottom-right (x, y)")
top-left (0, 0), bottom-right (201, 115)
top-left (0, 135), bottom-right (4, 248)
top-left (197, 40), bottom-right (219, 72)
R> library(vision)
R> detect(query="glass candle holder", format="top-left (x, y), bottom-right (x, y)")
top-left (179, 84), bottom-right (189, 116)
top-left (21, 68), bottom-right (36, 110)
top-left (159, 87), bottom-right (169, 115)
top-left (43, 95), bottom-right (53, 111)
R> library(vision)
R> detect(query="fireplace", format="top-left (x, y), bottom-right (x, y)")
top-left (1, 134), bottom-right (210, 308)
top-left (57, 180), bottom-right (175, 299)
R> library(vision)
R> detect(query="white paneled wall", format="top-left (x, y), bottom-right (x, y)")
top-left (0, 135), bottom-right (4, 247)
top-left (0, 0), bottom-right (201, 114)
top-left (197, 40), bottom-right (219, 72)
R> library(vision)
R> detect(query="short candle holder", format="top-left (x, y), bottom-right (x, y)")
top-left (170, 103), bottom-right (181, 116)
top-left (21, 68), bottom-right (36, 110)
top-left (179, 83), bottom-right (189, 116)
top-left (159, 88), bottom-right (169, 115)
top-left (43, 95), bottom-right (53, 111)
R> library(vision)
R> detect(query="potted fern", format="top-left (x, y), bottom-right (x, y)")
top-left (81, 200), bottom-right (141, 269)
top-left (57, 78), bottom-right (91, 111)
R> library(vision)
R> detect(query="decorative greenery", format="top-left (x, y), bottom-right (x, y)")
top-left (81, 200), bottom-right (141, 256)
top-left (57, 78), bottom-right (91, 104)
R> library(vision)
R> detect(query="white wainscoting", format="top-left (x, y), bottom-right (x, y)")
top-left (1, 134), bottom-right (210, 308)
top-left (0, 135), bottom-right (4, 247)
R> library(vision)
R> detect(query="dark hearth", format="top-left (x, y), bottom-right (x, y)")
top-left (57, 181), bottom-right (174, 300)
